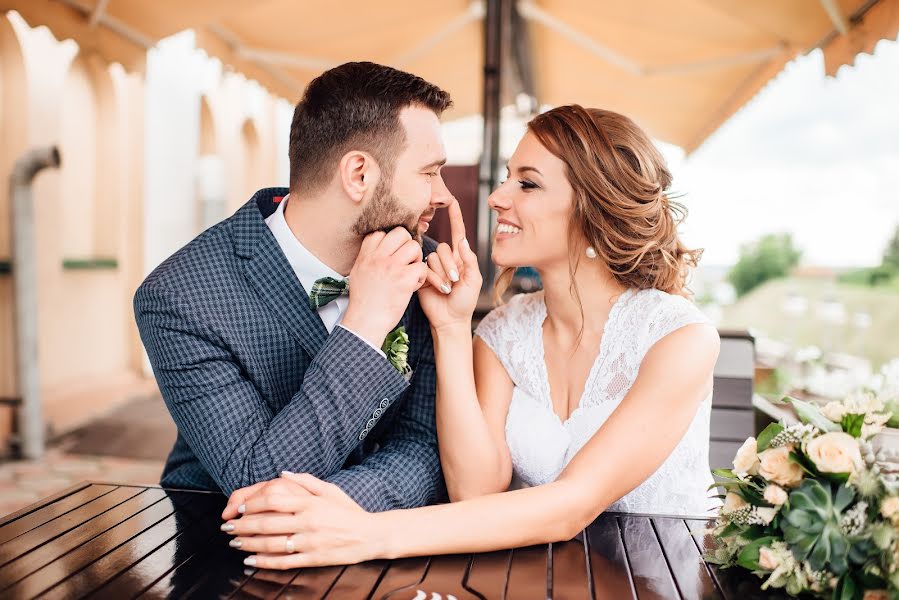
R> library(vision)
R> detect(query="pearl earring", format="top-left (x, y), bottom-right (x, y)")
top-left (585, 246), bottom-right (597, 259)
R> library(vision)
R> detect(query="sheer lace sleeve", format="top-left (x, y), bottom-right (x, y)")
top-left (643, 293), bottom-right (712, 355)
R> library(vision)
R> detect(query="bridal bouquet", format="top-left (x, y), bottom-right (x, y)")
top-left (707, 362), bottom-right (899, 599)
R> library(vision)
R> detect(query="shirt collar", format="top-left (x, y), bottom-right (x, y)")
top-left (264, 194), bottom-right (344, 296)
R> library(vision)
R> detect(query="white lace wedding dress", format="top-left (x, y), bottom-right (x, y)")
top-left (474, 288), bottom-right (717, 515)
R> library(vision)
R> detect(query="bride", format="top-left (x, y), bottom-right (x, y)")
top-left (220, 105), bottom-right (721, 569)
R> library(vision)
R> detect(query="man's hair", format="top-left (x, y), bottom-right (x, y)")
top-left (288, 62), bottom-right (452, 192)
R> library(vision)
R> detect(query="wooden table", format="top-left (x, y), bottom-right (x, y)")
top-left (0, 482), bottom-right (787, 599)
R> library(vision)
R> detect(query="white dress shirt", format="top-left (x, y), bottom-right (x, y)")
top-left (265, 194), bottom-right (385, 357)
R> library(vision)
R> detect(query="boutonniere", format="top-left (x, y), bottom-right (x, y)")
top-left (382, 326), bottom-right (413, 381)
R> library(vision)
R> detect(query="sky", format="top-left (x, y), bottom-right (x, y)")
top-left (665, 37), bottom-right (899, 268)
top-left (444, 36), bottom-right (899, 269)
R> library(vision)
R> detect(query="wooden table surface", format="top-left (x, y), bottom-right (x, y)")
top-left (0, 482), bottom-right (787, 599)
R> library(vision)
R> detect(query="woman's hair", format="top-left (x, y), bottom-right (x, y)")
top-left (494, 104), bottom-right (702, 303)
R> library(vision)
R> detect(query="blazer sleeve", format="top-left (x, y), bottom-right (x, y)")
top-left (134, 281), bottom-right (409, 496)
top-left (324, 316), bottom-right (445, 511)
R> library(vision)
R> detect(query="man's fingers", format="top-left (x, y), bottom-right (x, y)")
top-left (394, 238), bottom-right (423, 266)
top-left (375, 226), bottom-right (413, 256)
top-left (359, 230), bottom-right (387, 255)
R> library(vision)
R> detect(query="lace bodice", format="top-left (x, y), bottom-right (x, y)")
top-left (475, 288), bottom-right (717, 516)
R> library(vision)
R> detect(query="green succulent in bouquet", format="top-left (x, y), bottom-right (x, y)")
top-left (780, 480), bottom-right (858, 575)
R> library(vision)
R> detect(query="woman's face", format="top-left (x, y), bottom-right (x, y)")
top-left (489, 131), bottom-right (576, 270)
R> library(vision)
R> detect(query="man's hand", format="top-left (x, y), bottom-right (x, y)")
top-left (342, 227), bottom-right (429, 347)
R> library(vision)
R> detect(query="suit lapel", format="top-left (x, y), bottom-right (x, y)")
top-left (233, 189), bottom-right (329, 359)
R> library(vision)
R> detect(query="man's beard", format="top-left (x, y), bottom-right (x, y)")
top-left (352, 176), bottom-right (423, 244)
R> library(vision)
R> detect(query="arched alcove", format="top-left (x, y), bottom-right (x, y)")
top-left (240, 118), bottom-right (263, 204)
top-left (58, 52), bottom-right (118, 261)
top-left (195, 96), bottom-right (225, 231)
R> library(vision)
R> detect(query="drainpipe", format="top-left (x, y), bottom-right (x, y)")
top-left (9, 146), bottom-right (61, 459)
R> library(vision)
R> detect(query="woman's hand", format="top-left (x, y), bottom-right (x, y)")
top-left (221, 472), bottom-right (387, 569)
top-left (418, 198), bottom-right (482, 332)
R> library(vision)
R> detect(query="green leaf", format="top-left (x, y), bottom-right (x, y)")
top-left (833, 484), bottom-right (855, 512)
top-left (712, 468), bottom-right (738, 480)
top-left (840, 413), bottom-right (865, 438)
top-left (736, 536), bottom-right (777, 571)
top-left (786, 396), bottom-right (842, 433)
top-left (789, 450), bottom-right (821, 477)
top-left (756, 423), bottom-right (784, 452)
top-left (832, 573), bottom-right (859, 600)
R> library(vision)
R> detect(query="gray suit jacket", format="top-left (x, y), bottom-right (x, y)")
top-left (134, 188), bottom-right (445, 511)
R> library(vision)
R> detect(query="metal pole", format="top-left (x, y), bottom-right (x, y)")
top-left (10, 146), bottom-right (61, 459)
top-left (477, 0), bottom-right (506, 294)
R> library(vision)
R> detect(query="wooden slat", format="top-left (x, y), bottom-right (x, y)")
top-left (0, 484), bottom-right (117, 545)
top-left (63, 493), bottom-right (215, 600)
top-left (324, 560), bottom-right (389, 598)
top-left (652, 518), bottom-right (722, 600)
top-left (272, 566), bottom-right (345, 598)
top-left (15, 503), bottom-right (179, 600)
top-left (415, 554), bottom-right (479, 600)
top-left (232, 568), bottom-right (300, 599)
top-left (551, 538), bottom-right (591, 600)
top-left (504, 545), bottom-right (548, 599)
top-left (462, 550), bottom-right (510, 599)
top-left (0, 482), bottom-right (93, 528)
top-left (0, 486), bottom-right (149, 572)
top-left (619, 515), bottom-right (681, 599)
top-left (586, 514), bottom-right (636, 600)
top-left (369, 556), bottom-right (430, 599)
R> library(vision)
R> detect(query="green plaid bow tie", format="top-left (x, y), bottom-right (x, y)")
top-left (308, 276), bottom-right (349, 310)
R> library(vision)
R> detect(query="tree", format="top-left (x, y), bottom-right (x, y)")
top-left (728, 233), bottom-right (802, 298)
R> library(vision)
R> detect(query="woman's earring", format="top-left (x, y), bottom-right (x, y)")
top-left (585, 246), bottom-right (598, 259)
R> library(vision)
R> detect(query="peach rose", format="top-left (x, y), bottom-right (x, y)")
top-left (722, 492), bottom-right (749, 515)
top-left (733, 437), bottom-right (760, 476)
top-left (763, 484), bottom-right (788, 506)
top-left (805, 432), bottom-right (862, 474)
top-left (758, 446), bottom-right (804, 487)
top-left (759, 546), bottom-right (779, 570)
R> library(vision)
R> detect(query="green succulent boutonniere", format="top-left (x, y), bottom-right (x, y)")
top-left (382, 326), bottom-right (412, 381)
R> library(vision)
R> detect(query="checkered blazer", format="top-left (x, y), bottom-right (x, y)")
top-left (134, 188), bottom-right (446, 511)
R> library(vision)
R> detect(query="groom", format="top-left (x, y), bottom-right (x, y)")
top-left (134, 62), bottom-right (455, 511)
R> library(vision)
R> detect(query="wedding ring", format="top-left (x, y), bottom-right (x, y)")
top-left (285, 535), bottom-right (296, 553)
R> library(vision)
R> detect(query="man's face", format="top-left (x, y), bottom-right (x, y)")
top-left (351, 106), bottom-right (452, 242)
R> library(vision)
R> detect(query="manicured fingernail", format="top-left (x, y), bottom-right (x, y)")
top-left (449, 269), bottom-right (459, 282)
top-left (237, 504), bottom-right (246, 514)
top-left (244, 557), bottom-right (257, 566)
top-left (461, 238), bottom-right (469, 249)
top-left (221, 523), bottom-right (235, 532)
top-left (440, 282), bottom-right (452, 294)
top-left (244, 568), bottom-right (255, 576)
top-left (281, 470), bottom-right (295, 475)
top-left (229, 539), bottom-right (242, 548)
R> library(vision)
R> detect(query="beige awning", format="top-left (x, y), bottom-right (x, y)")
top-left (6, 0), bottom-right (899, 151)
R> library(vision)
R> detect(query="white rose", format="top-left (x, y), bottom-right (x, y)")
top-left (822, 401), bottom-right (845, 422)
top-left (758, 446), bottom-right (804, 487)
top-left (733, 437), bottom-right (760, 476)
top-left (759, 546), bottom-right (779, 570)
top-left (881, 496), bottom-right (899, 520)
top-left (805, 432), bottom-right (862, 474)
top-left (763, 484), bottom-right (788, 506)
top-left (722, 492), bottom-right (749, 515)
top-left (756, 507), bottom-right (778, 525)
